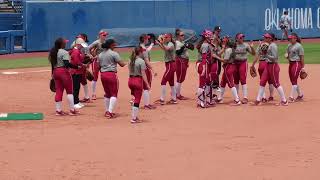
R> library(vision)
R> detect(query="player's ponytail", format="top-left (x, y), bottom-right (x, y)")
top-left (291, 33), bottom-right (302, 43)
top-left (129, 46), bottom-right (142, 73)
top-left (196, 36), bottom-right (205, 52)
top-left (49, 38), bottom-right (65, 68)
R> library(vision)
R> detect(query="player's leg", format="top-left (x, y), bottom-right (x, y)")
top-left (239, 61), bottom-right (248, 103)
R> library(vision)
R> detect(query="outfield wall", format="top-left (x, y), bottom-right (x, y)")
top-left (24, 0), bottom-right (320, 52)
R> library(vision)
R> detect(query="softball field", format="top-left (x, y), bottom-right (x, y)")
top-left (0, 59), bottom-right (319, 179)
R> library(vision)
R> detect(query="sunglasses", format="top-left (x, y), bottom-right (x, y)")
top-left (180, 34), bottom-right (185, 36)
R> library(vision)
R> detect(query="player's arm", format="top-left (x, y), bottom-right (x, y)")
top-left (248, 42), bottom-right (256, 56)
top-left (114, 52), bottom-right (126, 67)
top-left (299, 46), bottom-right (305, 68)
top-left (251, 54), bottom-right (259, 68)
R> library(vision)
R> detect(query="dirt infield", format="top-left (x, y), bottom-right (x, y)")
top-left (0, 63), bottom-right (319, 180)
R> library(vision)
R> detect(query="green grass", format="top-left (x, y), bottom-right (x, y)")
top-left (0, 43), bottom-right (319, 70)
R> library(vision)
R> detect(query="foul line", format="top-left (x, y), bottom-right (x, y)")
top-left (1, 61), bottom-right (161, 75)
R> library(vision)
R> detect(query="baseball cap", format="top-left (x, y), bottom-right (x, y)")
top-left (63, 39), bottom-right (69, 43)
top-left (236, 33), bottom-right (245, 39)
top-left (263, 33), bottom-right (273, 38)
top-left (288, 34), bottom-right (297, 39)
top-left (75, 38), bottom-right (88, 47)
top-left (164, 33), bottom-right (172, 38)
top-left (99, 31), bottom-right (108, 36)
top-left (214, 26), bottom-right (221, 31)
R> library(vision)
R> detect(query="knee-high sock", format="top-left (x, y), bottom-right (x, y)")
top-left (277, 86), bottom-right (287, 102)
top-left (256, 86), bottom-right (265, 101)
top-left (67, 94), bottom-right (75, 110)
top-left (83, 84), bottom-right (90, 99)
top-left (92, 81), bottom-right (97, 95)
top-left (132, 106), bottom-right (139, 120)
top-left (104, 97), bottom-right (110, 112)
top-left (262, 91), bottom-right (266, 99)
top-left (55, 101), bottom-right (62, 112)
top-left (242, 84), bottom-right (248, 98)
top-left (269, 84), bottom-right (275, 97)
top-left (143, 90), bottom-right (150, 106)
top-left (290, 85), bottom-right (297, 98)
top-left (160, 85), bottom-right (166, 101)
top-left (170, 86), bottom-right (177, 101)
top-left (109, 97), bottom-right (117, 113)
top-left (231, 87), bottom-right (240, 101)
top-left (218, 87), bottom-right (225, 100)
top-left (296, 85), bottom-right (303, 96)
top-left (235, 84), bottom-right (240, 94)
top-left (197, 88), bottom-right (205, 106)
top-left (176, 83), bottom-right (182, 97)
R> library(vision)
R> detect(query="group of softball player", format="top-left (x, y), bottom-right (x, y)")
top-left (48, 26), bottom-right (306, 123)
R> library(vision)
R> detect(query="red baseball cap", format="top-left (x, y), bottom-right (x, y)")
top-left (144, 35), bottom-right (151, 40)
top-left (288, 34), bottom-right (297, 39)
top-left (99, 31), bottom-right (108, 36)
top-left (164, 33), bottom-right (172, 38)
top-left (236, 33), bottom-right (245, 39)
top-left (263, 33), bottom-right (273, 39)
top-left (63, 39), bottom-right (69, 43)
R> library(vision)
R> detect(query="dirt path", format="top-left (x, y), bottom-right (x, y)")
top-left (0, 63), bottom-right (319, 180)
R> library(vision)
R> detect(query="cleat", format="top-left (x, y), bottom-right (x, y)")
top-left (268, 97), bottom-right (274, 102)
top-left (167, 99), bottom-right (178, 105)
top-left (197, 103), bottom-right (207, 108)
top-left (69, 109), bottom-right (80, 116)
top-left (231, 100), bottom-right (241, 106)
top-left (105, 111), bottom-right (115, 118)
top-left (288, 97), bottom-right (295, 103)
top-left (74, 103), bottom-right (84, 109)
top-left (216, 99), bottom-right (224, 104)
top-left (55, 111), bottom-right (67, 116)
top-left (80, 98), bottom-right (91, 103)
top-left (262, 98), bottom-right (268, 103)
top-left (296, 95), bottom-right (304, 101)
top-left (155, 99), bottom-right (165, 105)
top-left (276, 101), bottom-right (289, 106)
top-left (251, 100), bottom-right (261, 106)
top-left (241, 98), bottom-right (249, 104)
top-left (131, 118), bottom-right (143, 124)
top-left (177, 95), bottom-right (189, 100)
top-left (91, 95), bottom-right (97, 100)
top-left (144, 104), bottom-right (156, 110)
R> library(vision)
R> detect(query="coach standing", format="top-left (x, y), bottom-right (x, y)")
top-left (280, 11), bottom-right (292, 40)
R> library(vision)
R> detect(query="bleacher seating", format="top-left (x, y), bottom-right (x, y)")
top-left (0, 0), bottom-right (15, 13)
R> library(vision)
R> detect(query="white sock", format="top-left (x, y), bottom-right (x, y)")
top-left (257, 86), bottom-right (265, 101)
top-left (143, 90), bottom-right (150, 106)
top-left (170, 86), bottom-right (177, 101)
top-left (242, 84), bottom-right (248, 99)
top-left (108, 97), bottom-right (117, 113)
top-left (92, 81), bottom-right (97, 95)
top-left (67, 94), bottom-right (75, 110)
top-left (132, 106), bottom-right (139, 120)
top-left (235, 84), bottom-right (240, 94)
top-left (175, 83), bottom-right (182, 97)
top-left (160, 85), bottom-right (166, 101)
top-left (205, 85), bottom-right (211, 102)
top-left (219, 87), bottom-right (225, 100)
top-left (231, 87), bottom-right (240, 101)
top-left (83, 84), bottom-right (89, 99)
top-left (104, 97), bottom-right (110, 112)
top-left (277, 86), bottom-right (287, 102)
top-left (262, 91), bottom-right (266, 99)
top-left (296, 85), bottom-right (303, 96)
top-left (269, 84), bottom-right (275, 97)
top-left (290, 85), bottom-right (297, 98)
top-left (55, 101), bottom-right (62, 112)
top-left (197, 88), bottom-right (204, 105)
